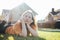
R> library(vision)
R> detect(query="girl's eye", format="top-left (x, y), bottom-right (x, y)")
top-left (29, 17), bottom-right (31, 18)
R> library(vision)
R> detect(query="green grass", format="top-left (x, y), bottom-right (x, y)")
top-left (0, 34), bottom-right (45, 40)
top-left (38, 31), bottom-right (60, 40)
top-left (0, 29), bottom-right (60, 40)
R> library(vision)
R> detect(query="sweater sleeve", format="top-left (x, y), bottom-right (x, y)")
top-left (13, 22), bottom-right (22, 35)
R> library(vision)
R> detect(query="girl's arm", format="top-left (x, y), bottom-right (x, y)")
top-left (27, 24), bottom-right (38, 37)
top-left (20, 21), bottom-right (27, 37)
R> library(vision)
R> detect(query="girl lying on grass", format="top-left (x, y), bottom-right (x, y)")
top-left (5, 10), bottom-right (38, 37)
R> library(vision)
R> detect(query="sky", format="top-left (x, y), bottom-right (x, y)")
top-left (0, 0), bottom-right (60, 21)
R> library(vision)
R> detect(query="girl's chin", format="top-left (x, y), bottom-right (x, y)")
top-left (25, 20), bottom-right (29, 22)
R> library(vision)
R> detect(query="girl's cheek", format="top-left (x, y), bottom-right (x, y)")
top-left (29, 19), bottom-right (33, 22)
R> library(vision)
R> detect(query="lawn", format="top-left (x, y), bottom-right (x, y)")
top-left (0, 28), bottom-right (60, 40)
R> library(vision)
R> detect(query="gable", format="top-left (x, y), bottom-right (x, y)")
top-left (12, 3), bottom-right (38, 16)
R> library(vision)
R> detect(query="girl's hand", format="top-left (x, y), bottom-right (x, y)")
top-left (20, 18), bottom-right (25, 23)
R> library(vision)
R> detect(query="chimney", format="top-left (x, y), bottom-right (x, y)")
top-left (52, 8), bottom-right (54, 12)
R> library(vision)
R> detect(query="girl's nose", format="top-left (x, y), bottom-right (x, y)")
top-left (26, 18), bottom-right (28, 21)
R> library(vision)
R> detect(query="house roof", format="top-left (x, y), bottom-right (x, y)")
top-left (2, 3), bottom-right (38, 22)
top-left (50, 11), bottom-right (59, 15)
top-left (2, 9), bottom-right (10, 14)
top-left (50, 9), bottom-right (60, 15)
top-left (11, 3), bottom-right (38, 16)
top-left (2, 3), bottom-right (38, 16)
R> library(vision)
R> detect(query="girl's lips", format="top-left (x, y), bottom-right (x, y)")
top-left (25, 20), bottom-right (29, 22)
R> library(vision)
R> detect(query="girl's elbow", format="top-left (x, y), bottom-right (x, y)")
top-left (32, 32), bottom-right (38, 37)
top-left (33, 34), bottom-right (38, 37)
top-left (22, 32), bottom-right (27, 37)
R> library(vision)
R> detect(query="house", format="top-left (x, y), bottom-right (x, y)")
top-left (2, 9), bottom-right (13, 23)
top-left (45, 8), bottom-right (60, 21)
top-left (38, 8), bottom-right (60, 28)
top-left (44, 8), bottom-right (60, 28)
top-left (2, 3), bottom-right (38, 23)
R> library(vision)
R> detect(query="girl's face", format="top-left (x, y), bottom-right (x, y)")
top-left (23, 12), bottom-right (33, 24)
